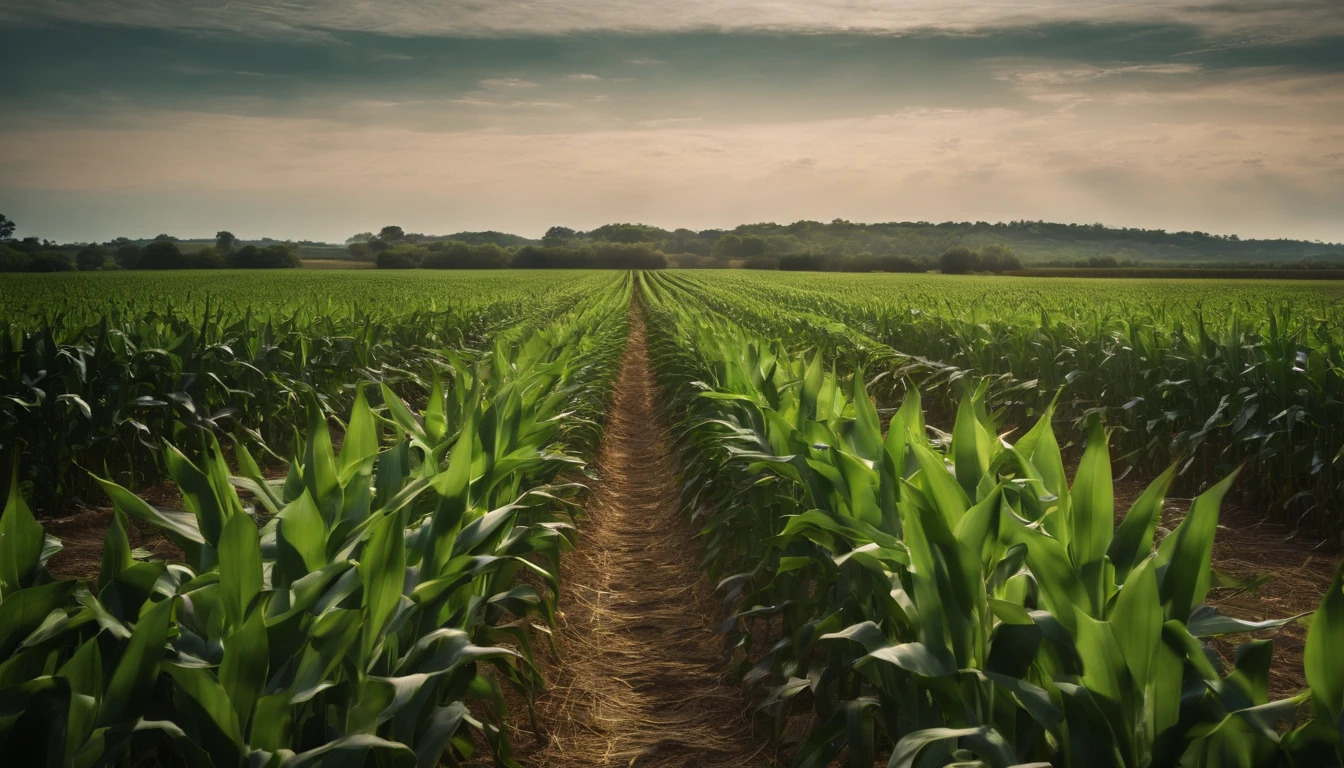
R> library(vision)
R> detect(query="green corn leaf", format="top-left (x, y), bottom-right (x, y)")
top-left (164, 663), bottom-right (244, 765)
top-left (56, 637), bottom-right (103, 759)
top-left (849, 372), bottom-right (882, 462)
top-left (1156, 470), bottom-right (1237, 623)
top-left (952, 394), bottom-right (990, 498)
top-left (303, 394), bottom-right (343, 524)
top-left (1304, 561), bottom-right (1344, 722)
top-left (219, 606), bottom-right (268, 733)
top-left (219, 509), bottom-right (263, 628)
top-left (1109, 462), bottom-right (1176, 583)
top-left (0, 580), bottom-right (76, 660)
top-left (909, 440), bottom-right (970, 527)
top-left (276, 491), bottom-right (329, 581)
top-left (163, 443), bottom-right (229, 547)
top-left (285, 734), bottom-right (416, 768)
top-left (888, 726), bottom-right (1022, 768)
top-left (856, 641), bottom-right (956, 678)
top-left (93, 475), bottom-right (206, 565)
top-left (360, 510), bottom-right (407, 665)
top-left (1069, 417), bottom-right (1113, 574)
top-left (380, 383), bottom-right (429, 445)
top-left (1, 461), bottom-right (45, 596)
top-left (1110, 554), bottom-right (1163, 687)
top-left (338, 384), bottom-right (380, 482)
top-left (97, 508), bottom-right (133, 593)
top-left (96, 596), bottom-right (177, 728)
top-left (424, 369), bottom-right (448, 445)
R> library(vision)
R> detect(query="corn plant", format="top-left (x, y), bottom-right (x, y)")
top-left (0, 270), bottom-right (619, 513)
top-left (641, 272), bottom-right (1344, 767)
top-left (673, 271), bottom-right (1344, 543)
top-left (0, 275), bottom-right (630, 766)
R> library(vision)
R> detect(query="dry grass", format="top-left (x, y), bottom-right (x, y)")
top-left (505, 306), bottom-right (777, 767)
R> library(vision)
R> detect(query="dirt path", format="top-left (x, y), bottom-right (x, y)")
top-left (519, 304), bottom-right (775, 768)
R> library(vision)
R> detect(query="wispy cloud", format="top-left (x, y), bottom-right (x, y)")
top-left (566, 73), bottom-right (602, 81)
top-left (7, 102), bottom-right (1341, 241)
top-left (638, 117), bottom-right (703, 127)
top-left (479, 77), bottom-right (537, 88)
top-left (448, 96), bottom-right (571, 108)
top-left (4, 0), bottom-right (1343, 41)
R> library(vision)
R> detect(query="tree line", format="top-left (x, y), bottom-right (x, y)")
top-left (0, 216), bottom-right (301, 272)
top-left (350, 223), bottom-right (1025, 274)
top-left (350, 226), bottom-right (669, 270)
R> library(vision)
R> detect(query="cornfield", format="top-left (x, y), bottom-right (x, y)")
top-left (1, 268), bottom-right (1342, 767)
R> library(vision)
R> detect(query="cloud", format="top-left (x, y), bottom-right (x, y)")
top-left (637, 117), bottom-right (703, 126)
top-left (447, 97), bottom-right (571, 108)
top-left (626, 58), bottom-right (666, 65)
top-left (566, 73), bottom-right (602, 81)
top-left (994, 62), bottom-right (1204, 87)
top-left (479, 77), bottom-right (537, 88)
top-left (7, 94), bottom-right (1340, 240)
top-left (4, 0), bottom-right (1343, 41)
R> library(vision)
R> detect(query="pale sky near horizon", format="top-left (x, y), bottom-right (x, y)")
top-left (3, 1), bottom-right (1343, 243)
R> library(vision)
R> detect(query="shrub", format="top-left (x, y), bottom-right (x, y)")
top-left (938, 245), bottom-right (979, 274)
top-left (137, 240), bottom-right (188, 269)
top-left (228, 243), bottom-right (301, 268)
top-left (76, 247), bottom-right (107, 271)
top-left (27, 252), bottom-right (75, 272)
top-left (376, 248), bottom-right (422, 269)
top-left (186, 245), bottom-right (227, 269)
top-left (0, 245), bottom-right (31, 272)
top-left (421, 241), bottom-right (508, 269)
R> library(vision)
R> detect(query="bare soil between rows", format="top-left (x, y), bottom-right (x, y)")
top-left (502, 304), bottom-right (776, 767)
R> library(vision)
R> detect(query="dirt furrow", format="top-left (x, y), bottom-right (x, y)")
top-left (519, 302), bottom-right (773, 767)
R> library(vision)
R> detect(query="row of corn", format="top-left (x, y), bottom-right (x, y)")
top-left (679, 272), bottom-right (1344, 543)
top-left (0, 274), bottom-right (631, 766)
top-left (641, 271), bottom-right (1344, 767)
top-left (1, 271), bottom-right (613, 512)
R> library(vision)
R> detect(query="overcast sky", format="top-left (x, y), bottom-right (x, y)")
top-left (3, 1), bottom-right (1343, 243)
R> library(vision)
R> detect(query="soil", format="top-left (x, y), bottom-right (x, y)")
top-left (507, 304), bottom-right (777, 767)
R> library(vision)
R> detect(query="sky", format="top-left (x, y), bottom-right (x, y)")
top-left (3, 1), bottom-right (1343, 244)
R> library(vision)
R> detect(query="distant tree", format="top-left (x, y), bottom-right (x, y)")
top-left (0, 245), bottom-right (30, 272)
top-left (12, 237), bottom-right (43, 254)
top-left (228, 243), bottom-right (301, 269)
top-left (711, 233), bottom-right (743, 260)
top-left (0, 213), bottom-right (14, 240)
top-left (114, 244), bottom-right (143, 270)
top-left (153, 233), bottom-right (178, 242)
top-left (138, 240), bottom-right (188, 269)
top-left (367, 238), bottom-right (391, 253)
top-left (1088, 254), bottom-right (1119, 268)
top-left (187, 246), bottom-right (227, 269)
top-left (421, 242), bottom-right (508, 269)
top-left (347, 242), bottom-right (374, 261)
top-left (542, 226), bottom-right (576, 247)
top-left (604, 226), bottom-right (652, 244)
top-left (215, 231), bottom-right (237, 253)
top-left (978, 243), bottom-right (1021, 273)
top-left (939, 245), bottom-right (979, 274)
top-left (378, 225), bottom-right (405, 242)
top-left (739, 234), bottom-right (767, 258)
top-left (345, 232), bottom-right (375, 244)
top-left (76, 247), bottom-right (106, 271)
top-left (28, 252), bottom-right (75, 272)
top-left (376, 248), bottom-right (421, 269)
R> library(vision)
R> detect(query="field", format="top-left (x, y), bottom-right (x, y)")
top-left (1, 269), bottom-right (1342, 767)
